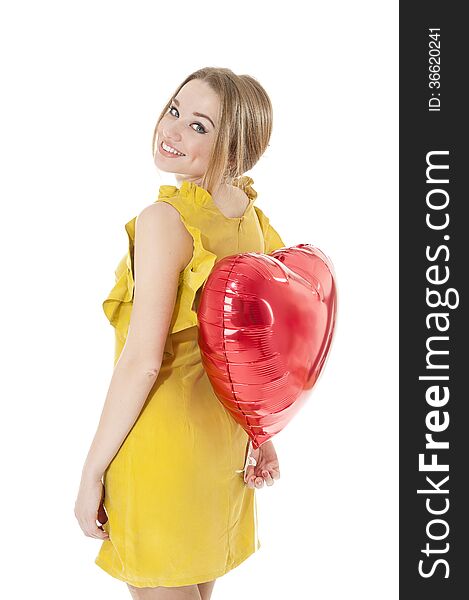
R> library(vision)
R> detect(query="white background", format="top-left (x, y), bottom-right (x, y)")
top-left (0, 1), bottom-right (398, 598)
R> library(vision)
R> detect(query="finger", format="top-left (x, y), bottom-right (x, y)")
top-left (246, 474), bottom-right (256, 488)
top-left (261, 469), bottom-right (274, 486)
top-left (97, 520), bottom-right (110, 539)
top-left (246, 472), bottom-right (259, 489)
top-left (268, 465), bottom-right (281, 480)
top-left (90, 528), bottom-right (109, 540)
top-left (254, 476), bottom-right (264, 489)
top-left (85, 519), bottom-right (110, 540)
top-left (244, 465), bottom-right (256, 485)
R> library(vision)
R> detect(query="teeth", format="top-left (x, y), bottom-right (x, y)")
top-left (162, 141), bottom-right (184, 156)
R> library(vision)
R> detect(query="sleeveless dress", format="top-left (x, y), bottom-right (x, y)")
top-left (94, 176), bottom-right (285, 588)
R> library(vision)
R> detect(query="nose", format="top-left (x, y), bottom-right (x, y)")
top-left (162, 124), bottom-right (183, 142)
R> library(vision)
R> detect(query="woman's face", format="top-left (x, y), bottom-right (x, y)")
top-left (154, 79), bottom-right (220, 184)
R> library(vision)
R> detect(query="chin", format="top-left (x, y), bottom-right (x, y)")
top-left (154, 156), bottom-right (175, 172)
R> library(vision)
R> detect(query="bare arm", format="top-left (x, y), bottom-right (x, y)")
top-left (81, 202), bottom-right (193, 483)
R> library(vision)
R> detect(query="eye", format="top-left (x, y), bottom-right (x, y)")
top-left (191, 123), bottom-right (207, 134)
top-left (168, 105), bottom-right (207, 134)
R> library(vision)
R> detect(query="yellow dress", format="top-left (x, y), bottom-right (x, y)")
top-left (94, 176), bottom-right (285, 588)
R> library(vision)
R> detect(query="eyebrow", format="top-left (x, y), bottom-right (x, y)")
top-left (172, 97), bottom-right (216, 129)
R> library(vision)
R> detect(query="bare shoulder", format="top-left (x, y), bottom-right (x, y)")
top-left (135, 202), bottom-right (194, 272)
top-left (136, 200), bottom-right (184, 228)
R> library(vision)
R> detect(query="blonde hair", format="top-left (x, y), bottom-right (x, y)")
top-left (152, 67), bottom-right (273, 196)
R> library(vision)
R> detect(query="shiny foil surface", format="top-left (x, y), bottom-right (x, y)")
top-left (197, 244), bottom-right (337, 449)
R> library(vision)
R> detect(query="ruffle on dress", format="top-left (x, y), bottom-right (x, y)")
top-left (159, 175), bottom-right (258, 218)
top-left (102, 200), bottom-right (217, 358)
top-left (102, 216), bottom-right (136, 344)
top-left (101, 216), bottom-right (165, 360)
top-left (165, 213), bottom-right (217, 334)
top-left (231, 175), bottom-right (257, 201)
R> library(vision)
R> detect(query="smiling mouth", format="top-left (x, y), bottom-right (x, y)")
top-left (160, 140), bottom-right (186, 156)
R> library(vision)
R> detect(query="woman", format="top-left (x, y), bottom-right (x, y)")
top-left (74, 67), bottom-right (284, 600)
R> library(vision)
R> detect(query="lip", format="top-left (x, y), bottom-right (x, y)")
top-left (159, 140), bottom-right (186, 157)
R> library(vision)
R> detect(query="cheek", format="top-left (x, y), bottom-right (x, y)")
top-left (200, 136), bottom-right (216, 159)
top-left (187, 136), bottom-right (213, 161)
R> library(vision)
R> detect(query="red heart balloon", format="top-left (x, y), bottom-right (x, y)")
top-left (197, 244), bottom-right (337, 449)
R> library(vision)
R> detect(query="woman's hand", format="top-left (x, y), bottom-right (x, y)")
top-left (74, 475), bottom-right (109, 540)
top-left (245, 440), bottom-right (280, 489)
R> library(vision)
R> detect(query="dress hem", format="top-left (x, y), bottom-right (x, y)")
top-left (94, 540), bottom-right (261, 588)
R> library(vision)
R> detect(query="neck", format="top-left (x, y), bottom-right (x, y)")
top-left (174, 174), bottom-right (204, 188)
